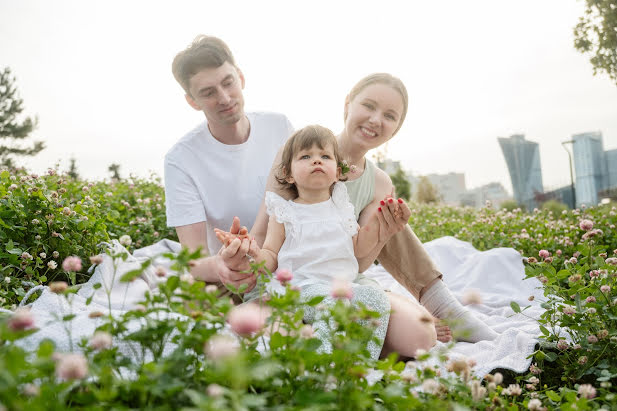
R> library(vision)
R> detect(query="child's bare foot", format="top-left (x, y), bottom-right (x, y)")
top-left (435, 321), bottom-right (452, 343)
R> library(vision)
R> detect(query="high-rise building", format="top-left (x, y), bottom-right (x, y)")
top-left (605, 148), bottom-right (617, 191)
top-left (459, 182), bottom-right (511, 208)
top-left (498, 134), bottom-right (544, 210)
top-left (572, 131), bottom-right (607, 207)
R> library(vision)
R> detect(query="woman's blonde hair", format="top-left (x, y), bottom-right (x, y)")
top-left (276, 125), bottom-right (346, 198)
top-left (346, 73), bottom-right (409, 136)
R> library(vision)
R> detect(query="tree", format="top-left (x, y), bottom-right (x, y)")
top-left (574, 1), bottom-right (617, 85)
top-left (68, 157), bottom-right (79, 179)
top-left (390, 168), bottom-right (411, 201)
top-left (0, 67), bottom-right (44, 167)
top-left (415, 176), bottom-right (440, 204)
top-left (108, 163), bottom-right (121, 180)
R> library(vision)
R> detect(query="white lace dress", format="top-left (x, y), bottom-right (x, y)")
top-left (260, 182), bottom-right (391, 360)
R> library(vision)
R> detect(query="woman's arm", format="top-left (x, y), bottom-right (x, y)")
top-left (356, 169), bottom-right (411, 272)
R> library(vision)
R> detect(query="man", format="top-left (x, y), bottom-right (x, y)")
top-left (165, 35), bottom-right (293, 294)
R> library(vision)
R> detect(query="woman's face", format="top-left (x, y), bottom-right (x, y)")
top-left (343, 83), bottom-right (404, 152)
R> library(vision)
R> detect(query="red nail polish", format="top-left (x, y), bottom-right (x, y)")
top-left (398, 198), bottom-right (403, 203)
top-left (388, 198), bottom-right (393, 203)
top-left (380, 200), bottom-right (385, 206)
top-left (378, 207), bottom-right (382, 212)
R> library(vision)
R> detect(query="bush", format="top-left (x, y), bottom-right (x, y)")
top-left (0, 168), bottom-right (176, 307)
top-left (541, 199), bottom-right (569, 215)
top-left (2, 169), bottom-right (617, 408)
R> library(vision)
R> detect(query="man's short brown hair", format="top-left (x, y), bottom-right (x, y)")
top-left (172, 35), bottom-right (237, 95)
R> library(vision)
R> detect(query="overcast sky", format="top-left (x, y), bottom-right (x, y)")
top-left (1, 0), bottom-right (617, 194)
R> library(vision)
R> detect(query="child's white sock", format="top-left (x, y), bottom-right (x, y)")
top-left (420, 280), bottom-right (498, 343)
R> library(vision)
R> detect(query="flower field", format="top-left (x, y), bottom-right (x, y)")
top-left (1, 168), bottom-right (616, 410)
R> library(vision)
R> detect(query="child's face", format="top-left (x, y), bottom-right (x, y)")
top-left (287, 143), bottom-right (339, 194)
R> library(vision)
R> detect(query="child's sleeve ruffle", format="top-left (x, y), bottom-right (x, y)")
top-left (331, 182), bottom-right (359, 237)
top-left (265, 191), bottom-right (297, 235)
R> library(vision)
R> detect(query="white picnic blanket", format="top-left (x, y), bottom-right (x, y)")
top-left (366, 235), bottom-right (544, 377)
top-left (15, 236), bottom-right (543, 378)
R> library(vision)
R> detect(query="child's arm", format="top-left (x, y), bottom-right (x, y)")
top-left (251, 214), bottom-right (286, 274)
top-left (352, 208), bottom-right (381, 259)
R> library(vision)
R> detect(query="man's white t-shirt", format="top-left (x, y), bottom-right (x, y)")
top-left (164, 111), bottom-right (293, 256)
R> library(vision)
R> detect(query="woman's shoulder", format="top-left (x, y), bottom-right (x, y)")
top-left (372, 165), bottom-right (394, 199)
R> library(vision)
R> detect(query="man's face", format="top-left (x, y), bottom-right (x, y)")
top-left (185, 61), bottom-right (245, 126)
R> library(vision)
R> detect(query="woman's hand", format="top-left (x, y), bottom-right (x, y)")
top-left (375, 196), bottom-right (412, 243)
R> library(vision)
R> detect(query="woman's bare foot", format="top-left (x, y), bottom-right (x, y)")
top-left (435, 321), bottom-right (452, 343)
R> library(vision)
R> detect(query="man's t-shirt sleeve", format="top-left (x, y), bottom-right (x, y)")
top-left (164, 157), bottom-right (206, 228)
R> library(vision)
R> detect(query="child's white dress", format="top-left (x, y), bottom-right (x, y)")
top-left (262, 182), bottom-right (390, 360)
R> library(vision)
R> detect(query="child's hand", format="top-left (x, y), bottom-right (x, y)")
top-left (214, 216), bottom-right (250, 246)
top-left (214, 226), bottom-right (250, 246)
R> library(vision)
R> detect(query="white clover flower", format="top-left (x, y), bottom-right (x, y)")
top-left (47, 261), bottom-right (57, 269)
top-left (119, 235), bottom-right (132, 246)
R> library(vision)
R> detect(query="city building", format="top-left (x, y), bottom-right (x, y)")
top-left (459, 182), bottom-right (511, 208)
top-left (498, 134), bottom-right (544, 210)
top-left (376, 159), bottom-right (402, 175)
top-left (572, 131), bottom-right (608, 207)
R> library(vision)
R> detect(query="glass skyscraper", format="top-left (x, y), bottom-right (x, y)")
top-left (498, 134), bottom-right (544, 210)
top-left (572, 131), bottom-right (607, 207)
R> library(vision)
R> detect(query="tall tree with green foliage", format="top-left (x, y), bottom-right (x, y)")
top-left (574, 0), bottom-right (617, 85)
top-left (0, 67), bottom-right (44, 168)
top-left (108, 163), bottom-right (121, 180)
top-left (415, 176), bottom-right (440, 204)
top-left (68, 157), bottom-right (79, 179)
top-left (390, 168), bottom-right (411, 201)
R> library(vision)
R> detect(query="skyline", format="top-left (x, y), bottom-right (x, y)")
top-left (1, 0), bottom-right (617, 195)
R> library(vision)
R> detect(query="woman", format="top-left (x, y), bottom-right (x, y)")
top-left (337, 73), bottom-right (497, 343)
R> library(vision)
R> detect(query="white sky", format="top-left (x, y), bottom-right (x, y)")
top-left (1, 0), bottom-right (617, 194)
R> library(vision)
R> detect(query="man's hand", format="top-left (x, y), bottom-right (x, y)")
top-left (215, 233), bottom-right (260, 292)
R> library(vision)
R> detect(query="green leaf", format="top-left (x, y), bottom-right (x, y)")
top-left (93, 282), bottom-right (102, 289)
top-left (62, 314), bottom-right (76, 322)
top-left (546, 390), bottom-right (561, 402)
top-left (120, 268), bottom-right (143, 283)
top-left (510, 301), bottom-right (521, 313)
top-left (269, 332), bottom-right (284, 349)
top-left (39, 275), bottom-right (47, 282)
top-left (36, 339), bottom-right (55, 358)
top-left (166, 275), bottom-right (179, 293)
top-left (539, 325), bottom-right (549, 336)
top-left (306, 295), bottom-right (325, 306)
top-left (545, 351), bottom-right (558, 362)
